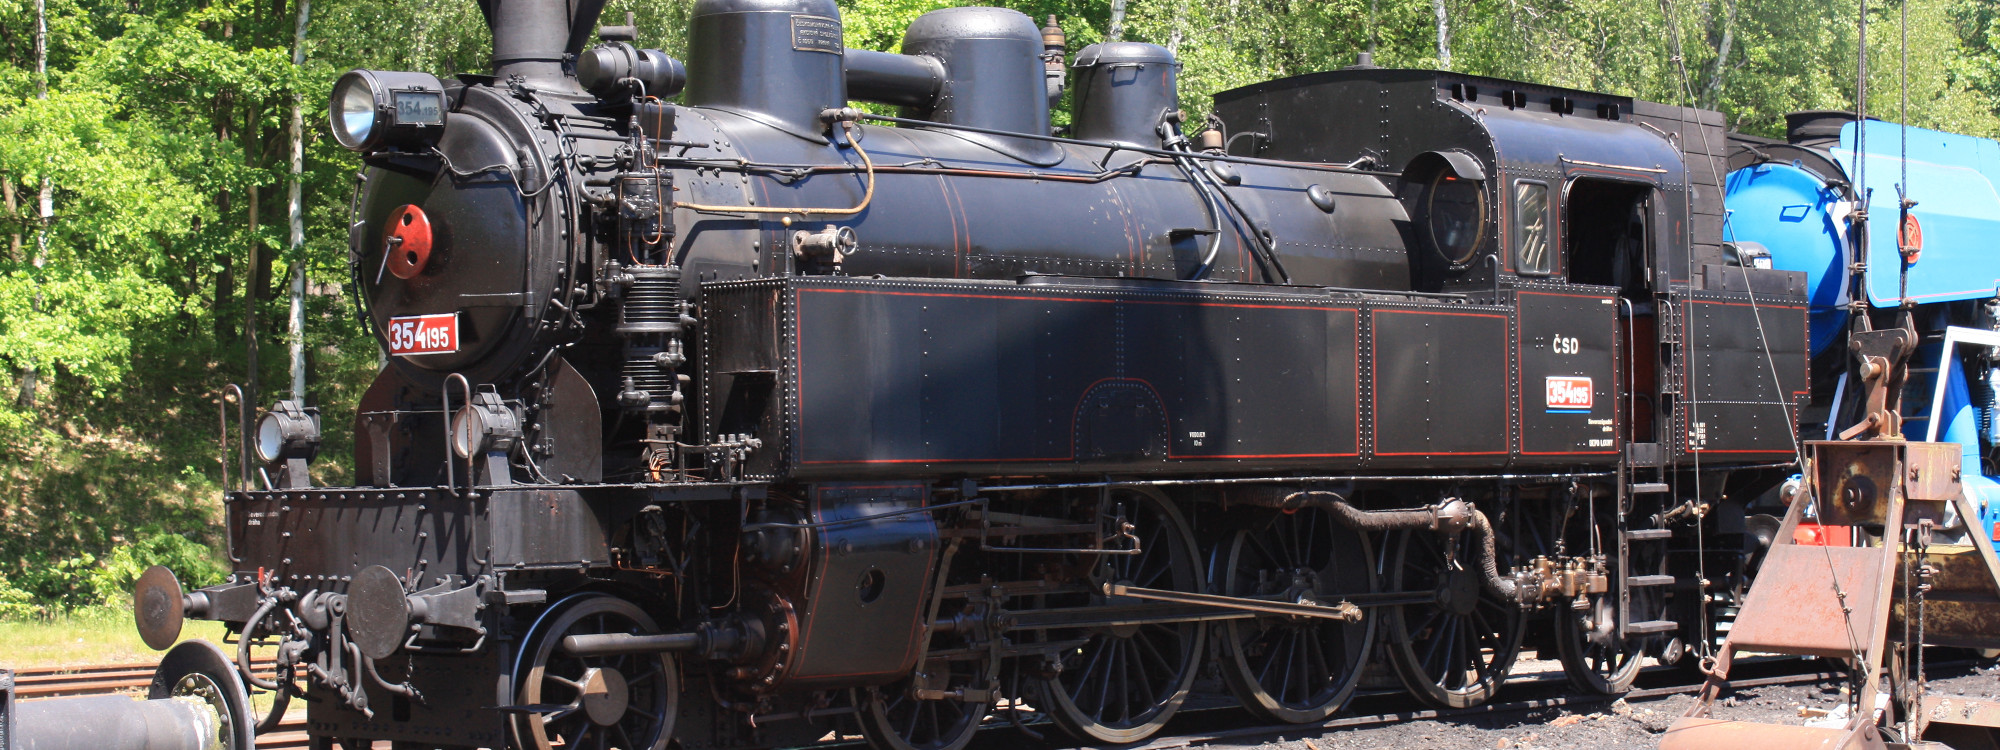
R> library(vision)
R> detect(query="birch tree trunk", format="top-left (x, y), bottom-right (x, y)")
top-left (288, 0), bottom-right (310, 400)
top-left (1701, 0), bottom-right (1738, 110)
top-left (1433, 0), bottom-right (1452, 69)
top-left (20, 0), bottom-right (47, 409)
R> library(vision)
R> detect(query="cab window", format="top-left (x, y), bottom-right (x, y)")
top-left (1514, 180), bottom-right (1551, 275)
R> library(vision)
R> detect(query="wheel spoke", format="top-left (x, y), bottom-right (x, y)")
top-left (1305, 628), bottom-right (1332, 691)
top-left (1090, 641), bottom-right (1114, 720)
top-left (1275, 630), bottom-right (1299, 701)
top-left (1450, 617), bottom-right (1471, 688)
top-left (1412, 606), bottom-right (1446, 640)
top-left (900, 691), bottom-right (922, 737)
top-left (1132, 628), bottom-right (1177, 678)
top-left (1418, 614), bottom-right (1450, 674)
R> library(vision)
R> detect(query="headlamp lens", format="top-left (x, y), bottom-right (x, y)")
top-left (255, 412), bottom-right (285, 464)
top-left (332, 73), bottom-right (378, 150)
top-left (451, 406), bottom-right (482, 459)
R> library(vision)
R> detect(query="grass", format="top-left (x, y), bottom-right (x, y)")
top-left (2, 605), bottom-right (294, 719)
top-left (0, 605), bottom-right (232, 669)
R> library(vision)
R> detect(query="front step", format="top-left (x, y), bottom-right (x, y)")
top-left (1624, 620), bottom-right (1679, 635)
top-left (1629, 482), bottom-right (1671, 494)
top-left (1627, 575), bottom-right (1676, 587)
top-left (1625, 529), bottom-right (1673, 541)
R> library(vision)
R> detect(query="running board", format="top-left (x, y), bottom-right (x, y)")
top-left (1623, 619), bottom-right (1678, 635)
top-left (1103, 583), bottom-right (1363, 622)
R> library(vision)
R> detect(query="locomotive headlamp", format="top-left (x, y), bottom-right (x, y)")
top-left (451, 389), bottom-right (523, 459)
top-left (330, 69), bottom-right (447, 152)
top-left (254, 399), bottom-right (321, 465)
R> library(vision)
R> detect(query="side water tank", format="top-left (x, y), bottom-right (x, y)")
top-left (1723, 161), bottom-right (1849, 354)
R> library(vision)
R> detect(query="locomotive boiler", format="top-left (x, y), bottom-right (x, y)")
top-left (127, 0), bottom-right (1818, 748)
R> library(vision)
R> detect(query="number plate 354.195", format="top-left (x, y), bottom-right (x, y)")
top-left (386, 313), bottom-right (458, 356)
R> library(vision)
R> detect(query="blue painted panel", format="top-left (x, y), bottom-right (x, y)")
top-left (1922, 344), bottom-right (2000, 540)
top-left (1723, 162), bottom-right (1849, 353)
top-left (1832, 120), bottom-right (2000, 307)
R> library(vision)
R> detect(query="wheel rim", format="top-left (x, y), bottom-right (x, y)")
top-left (1040, 489), bottom-right (1205, 744)
top-left (1386, 527), bottom-right (1523, 709)
top-left (512, 594), bottom-right (679, 750)
top-left (861, 561), bottom-right (996, 750)
top-left (1216, 507), bottom-right (1376, 723)
top-left (860, 653), bottom-right (992, 750)
top-left (1555, 591), bottom-right (1646, 693)
top-left (1554, 523), bottom-right (1664, 695)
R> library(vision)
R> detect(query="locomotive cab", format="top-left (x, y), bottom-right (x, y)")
top-left (1214, 69), bottom-right (1805, 462)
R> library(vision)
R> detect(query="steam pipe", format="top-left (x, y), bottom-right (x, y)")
top-left (845, 50), bottom-right (943, 108)
top-left (1278, 490), bottom-right (1471, 532)
top-left (1280, 491), bottom-right (1523, 603)
top-left (1466, 504), bottom-right (1523, 603)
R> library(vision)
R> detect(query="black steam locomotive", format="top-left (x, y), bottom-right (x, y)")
top-left (143, 0), bottom-right (1811, 748)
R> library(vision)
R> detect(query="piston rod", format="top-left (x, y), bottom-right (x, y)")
top-left (1102, 582), bottom-right (1363, 622)
top-left (559, 631), bottom-right (703, 657)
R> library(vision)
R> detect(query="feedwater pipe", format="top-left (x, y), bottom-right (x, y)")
top-left (1280, 490), bottom-right (1522, 604)
top-left (670, 118), bottom-right (875, 216)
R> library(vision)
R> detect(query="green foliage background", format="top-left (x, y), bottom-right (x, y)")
top-left (0, 0), bottom-right (1991, 614)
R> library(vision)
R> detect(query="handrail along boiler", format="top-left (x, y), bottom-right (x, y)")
top-left (138, 1), bottom-right (1829, 748)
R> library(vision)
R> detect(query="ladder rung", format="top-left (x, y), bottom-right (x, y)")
top-left (1629, 482), bottom-right (1671, 494)
top-left (1623, 620), bottom-right (1679, 635)
top-left (1625, 529), bottom-right (1673, 541)
top-left (1627, 575), bottom-right (1676, 587)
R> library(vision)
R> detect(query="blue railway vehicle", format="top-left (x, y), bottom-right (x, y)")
top-left (1727, 112), bottom-right (2000, 539)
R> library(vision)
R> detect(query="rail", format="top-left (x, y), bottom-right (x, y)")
top-left (10, 654), bottom-right (1967, 750)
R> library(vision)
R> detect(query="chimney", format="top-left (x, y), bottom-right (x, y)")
top-left (479, 0), bottom-right (609, 87)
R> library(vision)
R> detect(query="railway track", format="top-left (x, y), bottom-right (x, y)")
top-left (12, 655), bottom-right (1964, 750)
top-left (976, 656), bottom-right (1976, 750)
top-left (11, 657), bottom-right (277, 699)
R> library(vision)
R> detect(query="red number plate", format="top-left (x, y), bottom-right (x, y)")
top-left (386, 313), bottom-right (459, 357)
top-left (1544, 376), bottom-right (1594, 411)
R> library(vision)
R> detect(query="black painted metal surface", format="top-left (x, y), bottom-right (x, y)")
top-left (168, 2), bottom-right (1832, 748)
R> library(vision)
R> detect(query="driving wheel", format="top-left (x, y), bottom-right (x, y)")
top-left (1385, 526), bottom-right (1524, 708)
top-left (860, 552), bottom-right (998, 750)
top-left (858, 650), bottom-right (995, 750)
top-left (1214, 507), bottom-right (1376, 723)
top-left (1556, 529), bottom-right (1667, 695)
top-left (1039, 488), bottom-right (1206, 744)
top-left (510, 593), bottom-right (679, 750)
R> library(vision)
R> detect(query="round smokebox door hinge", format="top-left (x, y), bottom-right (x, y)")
top-left (385, 204), bottom-right (435, 280)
